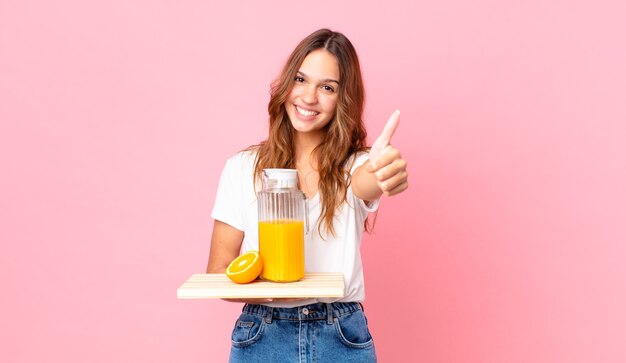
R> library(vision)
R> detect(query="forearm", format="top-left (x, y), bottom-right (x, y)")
top-left (352, 145), bottom-right (409, 199)
top-left (206, 220), bottom-right (244, 273)
top-left (206, 250), bottom-right (235, 273)
top-left (351, 162), bottom-right (383, 202)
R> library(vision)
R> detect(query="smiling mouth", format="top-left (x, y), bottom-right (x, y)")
top-left (295, 105), bottom-right (320, 117)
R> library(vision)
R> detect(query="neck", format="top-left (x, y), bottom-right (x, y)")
top-left (294, 131), bottom-right (322, 170)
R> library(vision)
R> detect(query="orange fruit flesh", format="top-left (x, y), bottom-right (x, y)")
top-left (226, 251), bottom-right (263, 284)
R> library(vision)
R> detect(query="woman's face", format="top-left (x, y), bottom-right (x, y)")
top-left (285, 49), bottom-right (340, 136)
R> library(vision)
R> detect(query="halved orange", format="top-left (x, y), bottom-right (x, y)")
top-left (226, 250), bottom-right (263, 284)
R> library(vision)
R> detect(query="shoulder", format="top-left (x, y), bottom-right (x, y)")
top-left (347, 151), bottom-right (370, 174)
top-left (224, 148), bottom-right (258, 170)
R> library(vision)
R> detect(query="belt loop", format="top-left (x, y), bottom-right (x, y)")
top-left (326, 303), bottom-right (334, 325)
top-left (264, 306), bottom-right (274, 324)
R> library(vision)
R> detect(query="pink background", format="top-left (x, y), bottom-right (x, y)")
top-left (1, 1), bottom-right (625, 362)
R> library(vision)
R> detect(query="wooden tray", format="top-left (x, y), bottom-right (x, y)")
top-left (177, 273), bottom-right (344, 299)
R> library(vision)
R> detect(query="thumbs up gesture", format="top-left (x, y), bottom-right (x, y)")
top-left (367, 110), bottom-right (409, 196)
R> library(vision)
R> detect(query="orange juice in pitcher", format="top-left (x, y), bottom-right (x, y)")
top-left (259, 220), bottom-right (304, 281)
top-left (257, 169), bottom-right (307, 282)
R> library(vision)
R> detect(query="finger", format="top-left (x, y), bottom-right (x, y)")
top-left (378, 170), bottom-right (409, 193)
top-left (372, 110), bottom-right (400, 149)
top-left (222, 298), bottom-right (274, 304)
top-left (369, 110), bottom-right (400, 161)
top-left (273, 298), bottom-right (308, 302)
top-left (368, 146), bottom-right (401, 172)
top-left (373, 159), bottom-right (408, 182)
top-left (375, 110), bottom-right (400, 147)
top-left (384, 180), bottom-right (409, 196)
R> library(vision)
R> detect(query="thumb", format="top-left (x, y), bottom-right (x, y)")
top-left (369, 110), bottom-right (400, 162)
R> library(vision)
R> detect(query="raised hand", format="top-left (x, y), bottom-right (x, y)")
top-left (368, 110), bottom-right (409, 196)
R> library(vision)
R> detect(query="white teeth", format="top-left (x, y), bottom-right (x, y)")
top-left (295, 105), bottom-right (319, 117)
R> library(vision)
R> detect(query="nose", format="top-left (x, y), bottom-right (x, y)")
top-left (301, 84), bottom-right (318, 104)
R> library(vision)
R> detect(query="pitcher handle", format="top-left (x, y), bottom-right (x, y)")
top-left (304, 195), bottom-right (310, 235)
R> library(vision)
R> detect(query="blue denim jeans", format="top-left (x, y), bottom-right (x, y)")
top-left (229, 302), bottom-right (377, 362)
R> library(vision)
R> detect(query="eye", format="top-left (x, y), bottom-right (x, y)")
top-left (322, 85), bottom-right (335, 93)
top-left (294, 76), bottom-right (305, 83)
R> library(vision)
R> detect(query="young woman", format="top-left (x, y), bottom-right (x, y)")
top-left (206, 28), bottom-right (408, 362)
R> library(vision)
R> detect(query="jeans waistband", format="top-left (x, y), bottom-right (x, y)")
top-left (242, 302), bottom-right (363, 324)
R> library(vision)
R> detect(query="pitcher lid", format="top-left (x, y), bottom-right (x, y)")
top-left (262, 168), bottom-right (298, 189)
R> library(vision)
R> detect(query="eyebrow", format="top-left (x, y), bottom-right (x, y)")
top-left (297, 71), bottom-right (340, 85)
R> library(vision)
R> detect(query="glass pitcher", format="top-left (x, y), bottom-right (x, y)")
top-left (257, 169), bottom-right (307, 282)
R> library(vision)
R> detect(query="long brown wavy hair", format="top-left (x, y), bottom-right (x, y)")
top-left (249, 28), bottom-right (369, 237)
